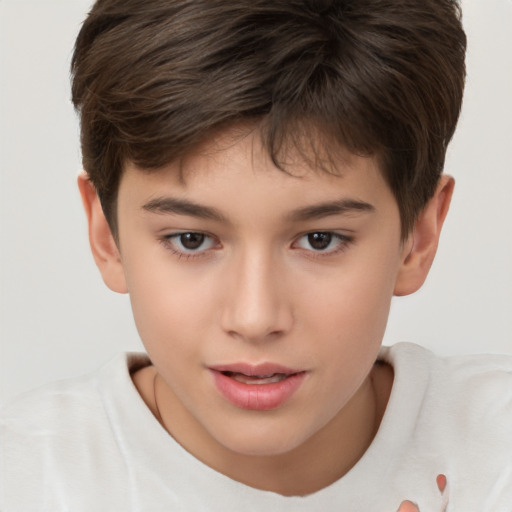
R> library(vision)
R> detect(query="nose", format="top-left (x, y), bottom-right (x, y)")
top-left (220, 249), bottom-right (293, 343)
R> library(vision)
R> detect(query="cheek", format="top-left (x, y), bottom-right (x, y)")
top-left (304, 249), bottom-right (399, 378)
top-left (309, 262), bottom-right (396, 341)
top-left (123, 253), bottom-right (217, 352)
top-left (303, 269), bottom-right (395, 422)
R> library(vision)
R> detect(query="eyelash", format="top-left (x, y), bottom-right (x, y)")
top-left (160, 231), bottom-right (354, 260)
top-left (160, 232), bottom-right (220, 260)
top-left (292, 232), bottom-right (354, 258)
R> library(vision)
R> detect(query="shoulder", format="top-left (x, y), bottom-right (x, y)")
top-left (1, 352), bottom-right (147, 427)
top-left (384, 342), bottom-right (512, 421)
top-left (434, 350), bottom-right (512, 505)
top-left (2, 371), bottom-right (102, 431)
top-left (435, 351), bottom-right (512, 446)
top-left (382, 343), bottom-right (512, 506)
top-left (380, 342), bottom-right (512, 455)
top-left (382, 341), bottom-right (512, 393)
top-left (1, 352), bottom-right (151, 446)
top-left (0, 352), bottom-right (151, 510)
top-left (425, 347), bottom-right (512, 421)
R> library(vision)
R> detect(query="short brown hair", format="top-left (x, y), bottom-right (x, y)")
top-left (71, 0), bottom-right (466, 239)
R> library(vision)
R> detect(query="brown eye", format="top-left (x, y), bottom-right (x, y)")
top-left (179, 232), bottom-right (205, 250)
top-left (162, 232), bottom-right (219, 258)
top-left (307, 232), bottom-right (332, 250)
top-left (294, 231), bottom-right (352, 256)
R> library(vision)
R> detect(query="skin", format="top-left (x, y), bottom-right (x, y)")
top-left (397, 474), bottom-right (448, 512)
top-left (79, 127), bottom-right (453, 501)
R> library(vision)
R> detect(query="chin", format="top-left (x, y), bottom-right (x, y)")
top-left (227, 441), bottom-right (300, 458)
top-left (211, 420), bottom-right (313, 458)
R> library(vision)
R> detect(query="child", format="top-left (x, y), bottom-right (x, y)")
top-left (1, 1), bottom-right (511, 510)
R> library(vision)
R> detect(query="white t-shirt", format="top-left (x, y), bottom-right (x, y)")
top-left (2, 342), bottom-right (512, 511)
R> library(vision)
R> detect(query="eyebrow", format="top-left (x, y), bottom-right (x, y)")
top-left (142, 197), bottom-right (228, 222)
top-left (286, 199), bottom-right (375, 221)
top-left (142, 196), bottom-right (375, 223)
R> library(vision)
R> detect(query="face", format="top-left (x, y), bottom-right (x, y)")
top-left (114, 129), bottom-right (408, 461)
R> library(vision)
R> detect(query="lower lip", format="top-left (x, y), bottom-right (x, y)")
top-left (210, 371), bottom-right (306, 411)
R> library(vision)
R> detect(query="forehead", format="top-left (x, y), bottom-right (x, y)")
top-left (128, 123), bottom-right (382, 180)
top-left (118, 125), bottom-right (395, 215)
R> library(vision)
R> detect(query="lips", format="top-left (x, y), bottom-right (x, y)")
top-left (225, 372), bottom-right (289, 385)
top-left (209, 363), bottom-right (306, 410)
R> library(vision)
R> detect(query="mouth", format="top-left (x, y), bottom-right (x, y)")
top-left (209, 363), bottom-right (307, 410)
top-left (221, 371), bottom-right (291, 385)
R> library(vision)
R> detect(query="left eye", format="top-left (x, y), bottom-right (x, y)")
top-left (295, 232), bottom-right (349, 252)
top-left (165, 232), bottom-right (217, 253)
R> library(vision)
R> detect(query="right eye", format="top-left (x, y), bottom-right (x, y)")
top-left (161, 232), bottom-right (219, 257)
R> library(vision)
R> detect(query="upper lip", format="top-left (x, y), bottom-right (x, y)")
top-left (208, 362), bottom-right (303, 377)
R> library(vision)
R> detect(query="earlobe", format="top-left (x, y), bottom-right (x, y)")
top-left (77, 173), bottom-right (128, 294)
top-left (393, 175), bottom-right (454, 296)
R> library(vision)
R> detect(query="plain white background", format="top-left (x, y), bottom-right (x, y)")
top-left (1, 0), bottom-right (511, 405)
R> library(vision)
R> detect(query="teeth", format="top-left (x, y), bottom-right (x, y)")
top-left (227, 372), bottom-right (288, 385)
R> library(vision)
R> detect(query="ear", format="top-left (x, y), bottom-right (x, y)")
top-left (77, 173), bottom-right (128, 294)
top-left (394, 175), bottom-right (454, 296)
